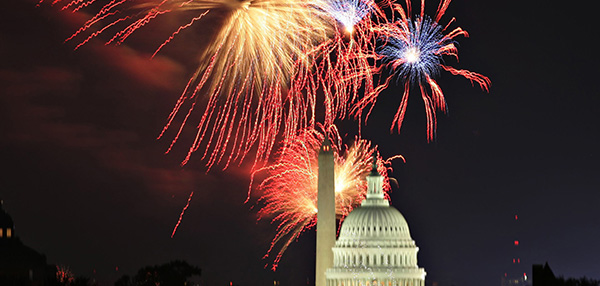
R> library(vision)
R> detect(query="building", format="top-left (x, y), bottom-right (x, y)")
top-left (0, 202), bottom-right (14, 239)
top-left (324, 161), bottom-right (426, 286)
top-left (532, 262), bottom-right (556, 286)
top-left (0, 200), bottom-right (53, 286)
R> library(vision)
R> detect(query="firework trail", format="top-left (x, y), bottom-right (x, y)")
top-left (352, 0), bottom-right (490, 141)
top-left (41, 0), bottom-right (333, 169)
top-left (290, 0), bottom-right (389, 130)
top-left (171, 191), bottom-right (194, 238)
top-left (250, 125), bottom-right (403, 270)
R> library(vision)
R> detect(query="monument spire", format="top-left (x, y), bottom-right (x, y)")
top-left (316, 136), bottom-right (335, 286)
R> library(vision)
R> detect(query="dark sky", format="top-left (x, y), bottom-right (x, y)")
top-left (1, 1), bottom-right (599, 286)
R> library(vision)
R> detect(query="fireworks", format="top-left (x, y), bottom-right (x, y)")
top-left (156, 0), bottom-right (334, 170)
top-left (40, 0), bottom-right (491, 165)
top-left (56, 265), bottom-right (75, 285)
top-left (320, 0), bottom-right (375, 34)
top-left (43, 0), bottom-right (333, 169)
top-left (353, 0), bottom-right (490, 141)
top-left (38, 0), bottom-right (491, 270)
top-left (171, 191), bottom-right (194, 238)
top-left (250, 125), bottom-right (402, 270)
top-left (288, 0), bottom-right (388, 131)
top-left (41, 0), bottom-right (489, 168)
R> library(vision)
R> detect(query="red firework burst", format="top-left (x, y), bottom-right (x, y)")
top-left (249, 124), bottom-right (403, 270)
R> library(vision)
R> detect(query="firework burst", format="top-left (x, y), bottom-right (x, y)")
top-left (320, 0), bottom-right (375, 34)
top-left (42, 0), bottom-right (334, 169)
top-left (250, 125), bottom-right (402, 270)
top-left (157, 0), bottom-right (333, 170)
top-left (352, 0), bottom-right (490, 141)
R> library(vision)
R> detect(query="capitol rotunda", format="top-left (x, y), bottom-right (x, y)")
top-left (325, 164), bottom-right (426, 286)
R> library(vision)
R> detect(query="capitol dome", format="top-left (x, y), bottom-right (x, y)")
top-left (336, 205), bottom-right (413, 248)
top-left (325, 165), bottom-right (426, 286)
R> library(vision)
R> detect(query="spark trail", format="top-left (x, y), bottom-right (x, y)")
top-left (158, 0), bottom-right (333, 170)
top-left (171, 191), bottom-right (194, 238)
top-left (293, 0), bottom-right (390, 129)
top-left (250, 125), bottom-right (402, 270)
top-left (352, 0), bottom-right (490, 141)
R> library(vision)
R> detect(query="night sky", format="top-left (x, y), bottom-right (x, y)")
top-left (1, 1), bottom-right (599, 286)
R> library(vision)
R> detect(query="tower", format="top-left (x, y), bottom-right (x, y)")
top-left (502, 212), bottom-right (529, 286)
top-left (316, 138), bottom-right (336, 286)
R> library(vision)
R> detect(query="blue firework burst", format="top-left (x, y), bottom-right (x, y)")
top-left (364, 0), bottom-right (490, 142)
top-left (379, 15), bottom-right (451, 83)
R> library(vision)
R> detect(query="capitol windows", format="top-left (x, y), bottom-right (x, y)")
top-left (7, 228), bottom-right (12, 238)
top-left (0, 228), bottom-right (3, 237)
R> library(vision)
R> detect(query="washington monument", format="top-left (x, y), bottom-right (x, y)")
top-left (316, 137), bottom-right (335, 286)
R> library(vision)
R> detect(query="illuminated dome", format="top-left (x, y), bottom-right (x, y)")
top-left (326, 165), bottom-right (426, 286)
top-left (336, 205), bottom-right (414, 247)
